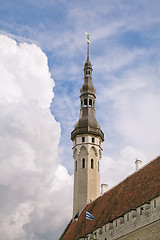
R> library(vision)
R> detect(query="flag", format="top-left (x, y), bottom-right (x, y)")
top-left (86, 210), bottom-right (94, 220)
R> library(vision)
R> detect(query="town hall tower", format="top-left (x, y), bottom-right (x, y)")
top-left (71, 36), bottom-right (104, 217)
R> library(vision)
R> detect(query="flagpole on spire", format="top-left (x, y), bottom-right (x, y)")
top-left (85, 32), bottom-right (90, 61)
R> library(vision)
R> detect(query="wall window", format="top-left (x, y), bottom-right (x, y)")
top-left (75, 161), bottom-right (77, 171)
top-left (154, 200), bottom-right (156, 208)
top-left (98, 161), bottom-right (99, 171)
top-left (81, 99), bottom-right (83, 108)
top-left (86, 70), bottom-right (91, 76)
top-left (127, 214), bottom-right (129, 221)
top-left (82, 158), bottom-right (85, 168)
top-left (89, 99), bottom-right (92, 107)
top-left (84, 99), bottom-right (87, 106)
top-left (91, 159), bottom-right (94, 169)
top-left (82, 137), bottom-right (85, 142)
top-left (92, 137), bottom-right (95, 143)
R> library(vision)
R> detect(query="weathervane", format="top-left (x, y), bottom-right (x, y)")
top-left (85, 32), bottom-right (90, 44)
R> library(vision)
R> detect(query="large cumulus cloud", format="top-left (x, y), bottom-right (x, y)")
top-left (0, 35), bottom-right (73, 240)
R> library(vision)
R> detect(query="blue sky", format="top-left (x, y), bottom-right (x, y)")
top-left (0, 0), bottom-right (160, 239)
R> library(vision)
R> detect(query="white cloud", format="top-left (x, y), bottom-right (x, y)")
top-left (101, 146), bottom-right (146, 189)
top-left (0, 35), bottom-right (53, 107)
top-left (0, 35), bottom-right (73, 240)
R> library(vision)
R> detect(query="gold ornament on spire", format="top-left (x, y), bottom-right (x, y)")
top-left (85, 32), bottom-right (90, 44)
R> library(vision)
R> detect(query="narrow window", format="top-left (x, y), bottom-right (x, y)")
top-left (98, 161), bottom-right (99, 171)
top-left (84, 99), bottom-right (87, 106)
top-left (92, 137), bottom-right (95, 143)
top-left (75, 161), bottom-right (77, 171)
top-left (154, 200), bottom-right (156, 208)
top-left (82, 137), bottom-right (85, 142)
top-left (91, 159), bottom-right (94, 169)
top-left (82, 158), bottom-right (85, 168)
top-left (116, 220), bottom-right (117, 227)
top-left (89, 99), bottom-right (92, 107)
top-left (127, 214), bottom-right (129, 221)
top-left (81, 99), bottom-right (83, 108)
top-left (88, 71), bottom-right (90, 75)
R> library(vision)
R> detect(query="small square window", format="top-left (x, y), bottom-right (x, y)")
top-left (82, 137), bottom-right (85, 142)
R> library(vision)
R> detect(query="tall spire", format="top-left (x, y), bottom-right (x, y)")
top-left (71, 34), bottom-right (104, 141)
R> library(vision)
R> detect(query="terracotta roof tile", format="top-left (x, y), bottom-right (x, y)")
top-left (61, 156), bottom-right (160, 240)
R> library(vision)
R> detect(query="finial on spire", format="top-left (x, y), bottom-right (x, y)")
top-left (85, 32), bottom-right (90, 44)
top-left (85, 32), bottom-right (90, 61)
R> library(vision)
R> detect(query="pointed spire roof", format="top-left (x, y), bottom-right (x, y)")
top-left (84, 41), bottom-right (92, 69)
top-left (71, 34), bottom-right (104, 141)
top-left (81, 34), bottom-right (95, 96)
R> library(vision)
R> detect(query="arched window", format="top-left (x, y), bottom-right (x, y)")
top-left (91, 159), bottom-right (94, 169)
top-left (82, 158), bottom-right (85, 168)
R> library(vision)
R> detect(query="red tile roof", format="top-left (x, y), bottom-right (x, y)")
top-left (61, 156), bottom-right (160, 240)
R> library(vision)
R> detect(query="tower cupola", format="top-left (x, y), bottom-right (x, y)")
top-left (71, 34), bottom-right (104, 141)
